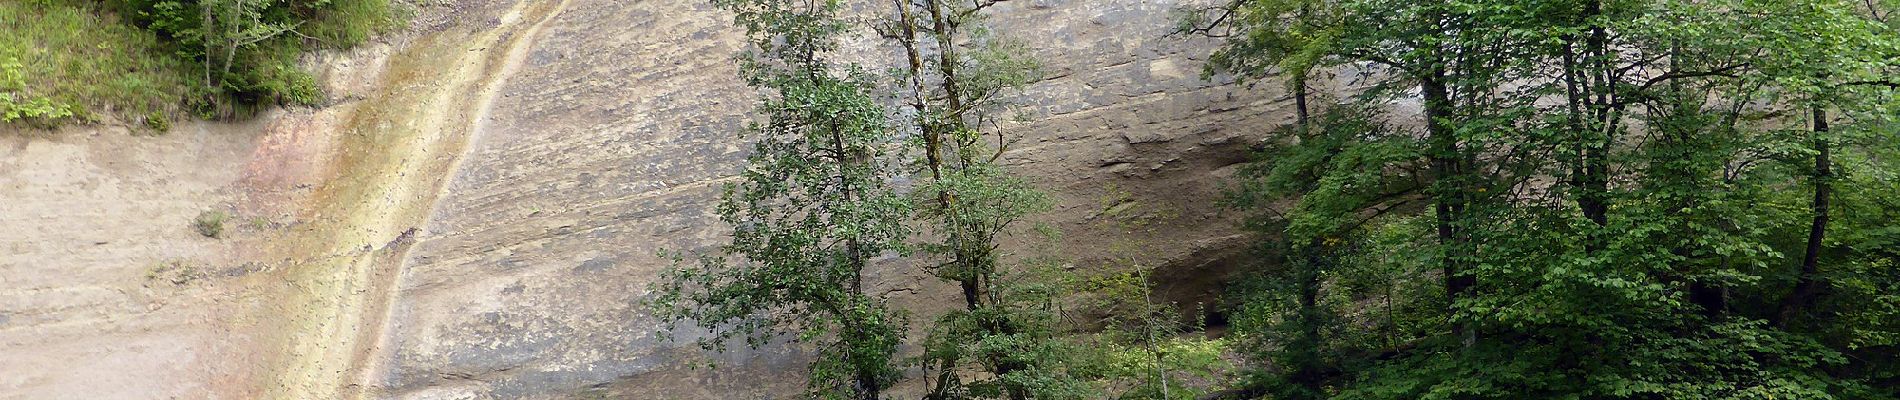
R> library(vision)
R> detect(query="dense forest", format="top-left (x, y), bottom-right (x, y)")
top-left (652, 0), bottom-right (1900, 399)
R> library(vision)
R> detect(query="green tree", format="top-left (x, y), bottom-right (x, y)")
top-left (885, 0), bottom-right (1080, 398)
top-left (646, 0), bottom-right (913, 398)
top-left (1193, 0), bottom-right (1547, 395)
top-left (1221, 104), bottom-right (1426, 399)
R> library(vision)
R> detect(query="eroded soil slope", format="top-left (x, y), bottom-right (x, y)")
top-left (0, 121), bottom-right (268, 399)
top-left (2, 1), bottom-right (570, 398)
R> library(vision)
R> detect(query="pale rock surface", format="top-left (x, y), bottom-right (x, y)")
top-left (0, 0), bottom-right (1290, 398)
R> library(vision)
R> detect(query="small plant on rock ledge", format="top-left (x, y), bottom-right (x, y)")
top-left (193, 209), bottom-right (227, 239)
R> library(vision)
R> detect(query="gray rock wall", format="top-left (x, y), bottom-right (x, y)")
top-left (371, 0), bottom-right (1288, 398)
top-left (0, 0), bottom-right (1289, 398)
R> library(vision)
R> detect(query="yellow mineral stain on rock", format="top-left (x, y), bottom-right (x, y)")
top-left (252, 0), bottom-right (571, 398)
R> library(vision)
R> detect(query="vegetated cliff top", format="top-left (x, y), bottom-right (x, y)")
top-left (0, 0), bottom-right (401, 128)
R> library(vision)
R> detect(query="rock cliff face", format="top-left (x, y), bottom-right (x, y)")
top-left (0, 0), bottom-right (1289, 398)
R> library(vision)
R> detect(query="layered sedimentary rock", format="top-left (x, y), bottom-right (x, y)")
top-left (0, 0), bottom-right (1289, 398)
top-left (368, 0), bottom-right (1287, 398)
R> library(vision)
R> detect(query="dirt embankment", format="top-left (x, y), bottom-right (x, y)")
top-left (1, 119), bottom-right (267, 400)
top-left (0, 1), bottom-right (568, 398)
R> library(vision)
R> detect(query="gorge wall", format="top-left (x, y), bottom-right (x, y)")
top-left (0, 0), bottom-right (1292, 398)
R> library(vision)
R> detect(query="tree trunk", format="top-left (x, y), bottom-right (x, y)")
top-left (918, 0), bottom-right (985, 312)
top-left (1776, 107), bottom-right (1831, 327)
top-left (1422, 74), bottom-right (1473, 345)
top-left (1289, 239), bottom-right (1327, 397)
top-left (1294, 78), bottom-right (1311, 131)
top-left (1563, 0), bottom-right (1613, 247)
top-left (1579, 0), bottom-right (1614, 228)
top-left (857, 373), bottom-right (881, 400)
top-left (202, 0), bottom-right (215, 94)
top-left (905, 2), bottom-right (1024, 398)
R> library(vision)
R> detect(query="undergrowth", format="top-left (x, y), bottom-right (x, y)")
top-left (0, 1), bottom-right (190, 127)
top-left (1, 0), bottom-right (403, 128)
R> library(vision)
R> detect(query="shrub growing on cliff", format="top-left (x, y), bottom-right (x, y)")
top-left (193, 209), bottom-right (226, 238)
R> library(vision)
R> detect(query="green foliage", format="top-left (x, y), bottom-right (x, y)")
top-left (656, 1), bottom-right (1099, 398)
top-left (1073, 335), bottom-right (1232, 400)
top-left (919, 261), bottom-right (1098, 400)
top-left (1194, 0), bottom-right (1900, 397)
top-left (301, 0), bottom-right (401, 47)
top-left (145, 258), bottom-right (205, 285)
top-left (0, 1), bottom-right (191, 126)
top-left (1073, 265), bottom-right (1238, 400)
top-left (885, 1), bottom-right (1089, 399)
top-left (0, 0), bottom-right (399, 127)
top-left (1186, 0), bottom-right (1341, 89)
top-left (661, 0), bottom-right (1898, 398)
top-left (0, 95), bottom-right (81, 126)
top-left (111, 0), bottom-right (401, 116)
top-left (914, 163), bottom-right (1051, 286)
top-left (646, 0), bottom-right (911, 398)
top-left (193, 209), bottom-right (226, 238)
top-left (1218, 102), bottom-right (1437, 400)
top-left (145, 109), bottom-right (171, 132)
